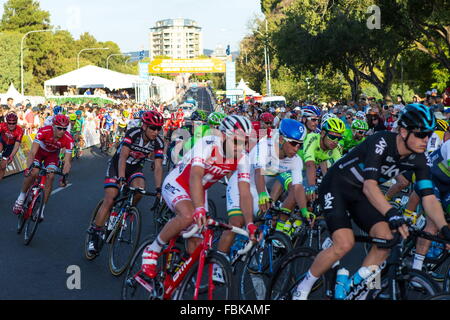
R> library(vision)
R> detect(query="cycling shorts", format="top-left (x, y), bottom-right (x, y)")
top-left (33, 148), bottom-right (59, 171)
top-left (0, 138), bottom-right (14, 159)
top-left (318, 172), bottom-right (387, 234)
top-left (104, 159), bottom-right (145, 189)
top-left (162, 178), bottom-right (208, 212)
top-left (226, 173), bottom-right (259, 218)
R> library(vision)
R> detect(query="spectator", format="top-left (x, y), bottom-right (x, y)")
top-left (396, 94), bottom-right (406, 106)
top-left (344, 111), bottom-right (354, 129)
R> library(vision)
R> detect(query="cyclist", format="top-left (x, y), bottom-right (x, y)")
top-left (44, 106), bottom-right (64, 126)
top-left (87, 111), bottom-right (165, 256)
top-left (141, 115), bottom-right (257, 279)
top-left (301, 106), bottom-right (322, 134)
top-left (339, 119), bottom-right (369, 153)
top-left (115, 111), bottom-right (129, 144)
top-left (300, 117), bottom-right (345, 202)
top-left (100, 109), bottom-right (115, 151)
top-left (258, 112), bottom-right (275, 139)
top-left (12, 115), bottom-right (73, 220)
top-left (127, 111), bottom-right (142, 131)
top-left (0, 113), bottom-right (24, 180)
top-left (427, 119), bottom-right (448, 153)
top-left (293, 103), bottom-right (450, 300)
top-left (220, 119), bottom-right (312, 255)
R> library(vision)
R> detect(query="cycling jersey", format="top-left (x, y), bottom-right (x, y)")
top-left (162, 135), bottom-right (250, 211)
top-left (339, 129), bottom-right (366, 153)
top-left (427, 131), bottom-right (444, 153)
top-left (112, 127), bottom-right (164, 166)
top-left (35, 126), bottom-right (74, 154)
top-left (103, 114), bottom-right (114, 131)
top-left (226, 135), bottom-right (303, 217)
top-left (430, 140), bottom-right (450, 179)
top-left (183, 124), bottom-right (211, 152)
top-left (298, 132), bottom-right (342, 165)
top-left (0, 123), bottom-right (24, 146)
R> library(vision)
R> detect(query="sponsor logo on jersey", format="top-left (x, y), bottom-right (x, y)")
top-left (324, 193), bottom-right (334, 210)
top-left (375, 138), bottom-right (387, 155)
top-left (386, 156), bottom-right (395, 163)
top-left (381, 164), bottom-right (399, 178)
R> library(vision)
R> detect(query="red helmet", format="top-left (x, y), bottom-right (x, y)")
top-left (142, 111), bottom-right (164, 126)
top-left (261, 112), bottom-right (275, 123)
top-left (99, 108), bottom-right (106, 114)
top-left (6, 112), bottom-right (18, 124)
top-left (53, 114), bottom-right (70, 127)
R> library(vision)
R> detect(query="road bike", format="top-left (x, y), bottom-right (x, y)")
top-left (85, 185), bottom-right (157, 276)
top-left (122, 218), bottom-right (253, 300)
top-left (16, 163), bottom-right (67, 246)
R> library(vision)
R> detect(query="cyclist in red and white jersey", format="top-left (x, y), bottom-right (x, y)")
top-left (12, 115), bottom-right (74, 219)
top-left (141, 115), bottom-right (258, 278)
top-left (0, 113), bottom-right (24, 180)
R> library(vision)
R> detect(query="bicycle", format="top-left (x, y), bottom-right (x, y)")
top-left (85, 185), bottom-right (157, 276)
top-left (16, 163), bottom-right (67, 246)
top-left (122, 218), bottom-right (253, 300)
top-left (235, 207), bottom-right (293, 300)
top-left (267, 227), bottom-right (445, 300)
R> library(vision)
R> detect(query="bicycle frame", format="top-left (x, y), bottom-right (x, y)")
top-left (24, 171), bottom-right (47, 220)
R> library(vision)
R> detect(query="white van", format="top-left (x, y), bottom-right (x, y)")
top-left (262, 96), bottom-right (286, 109)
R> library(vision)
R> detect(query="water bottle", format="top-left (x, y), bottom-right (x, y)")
top-left (351, 266), bottom-right (372, 287)
top-left (108, 211), bottom-right (118, 231)
top-left (434, 242), bottom-right (444, 257)
top-left (283, 220), bottom-right (292, 236)
top-left (293, 219), bottom-right (302, 233)
top-left (230, 234), bottom-right (248, 259)
top-left (276, 220), bottom-right (285, 232)
top-left (334, 268), bottom-right (350, 300)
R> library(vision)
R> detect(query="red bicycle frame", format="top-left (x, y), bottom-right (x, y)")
top-left (24, 174), bottom-right (47, 220)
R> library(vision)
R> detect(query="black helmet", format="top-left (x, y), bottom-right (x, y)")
top-left (398, 104), bottom-right (435, 132)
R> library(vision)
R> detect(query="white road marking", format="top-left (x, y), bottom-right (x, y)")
top-left (51, 183), bottom-right (73, 195)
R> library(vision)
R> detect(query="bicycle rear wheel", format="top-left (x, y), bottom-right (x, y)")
top-left (23, 189), bottom-right (44, 246)
top-left (122, 236), bottom-right (165, 300)
top-left (239, 231), bottom-right (292, 300)
top-left (153, 200), bottom-right (174, 234)
top-left (427, 294), bottom-right (450, 300)
top-left (174, 251), bottom-right (236, 300)
top-left (266, 247), bottom-right (323, 300)
top-left (367, 269), bottom-right (442, 300)
top-left (109, 207), bottom-right (142, 276)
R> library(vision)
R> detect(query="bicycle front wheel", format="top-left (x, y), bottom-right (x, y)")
top-left (23, 189), bottom-right (44, 246)
top-left (174, 251), bottom-right (235, 300)
top-left (109, 207), bottom-right (142, 276)
top-left (84, 200), bottom-right (104, 260)
top-left (239, 231), bottom-right (293, 300)
top-left (367, 269), bottom-right (442, 300)
top-left (266, 247), bottom-right (322, 300)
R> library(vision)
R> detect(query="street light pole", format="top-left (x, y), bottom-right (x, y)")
top-left (21, 28), bottom-right (59, 95)
top-left (77, 47), bottom-right (110, 69)
top-left (254, 20), bottom-right (272, 96)
top-left (106, 53), bottom-right (132, 69)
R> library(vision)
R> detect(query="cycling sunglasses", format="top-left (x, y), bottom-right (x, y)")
top-left (147, 125), bottom-right (162, 131)
top-left (307, 118), bottom-right (319, 122)
top-left (7, 122), bottom-right (17, 126)
top-left (355, 130), bottom-right (367, 135)
top-left (412, 131), bottom-right (433, 139)
top-left (325, 132), bottom-right (343, 141)
top-left (56, 126), bottom-right (68, 131)
top-left (283, 138), bottom-right (303, 148)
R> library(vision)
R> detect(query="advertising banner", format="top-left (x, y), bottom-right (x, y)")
top-left (148, 58), bottom-right (226, 74)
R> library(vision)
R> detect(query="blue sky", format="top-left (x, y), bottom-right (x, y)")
top-left (0, 0), bottom-right (263, 52)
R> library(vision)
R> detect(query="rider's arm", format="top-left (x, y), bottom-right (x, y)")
top-left (190, 165), bottom-right (206, 209)
top-left (238, 180), bottom-right (254, 224)
top-left (62, 151), bottom-right (72, 175)
top-left (153, 146), bottom-right (164, 190)
top-left (118, 145), bottom-right (131, 179)
top-left (254, 168), bottom-right (267, 195)
top-left (305, 161), bottom-right (317, 186)
top-left (422, 194), bottom-right (448, 230)
top-left (27, 142), bottom-right (40, 168)
top-left (9, 140), bottom-right (21, 161)
top-left (362, 179), bottom-right (392, 215)
top-left (290, 156), bottom-right (308, 211)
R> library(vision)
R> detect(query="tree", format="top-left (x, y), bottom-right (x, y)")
top-left (0, 0), bottom-right (50, 33)
top-left (0, 31), bottom-right (21, 92)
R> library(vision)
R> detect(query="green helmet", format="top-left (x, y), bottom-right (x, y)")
top-left (208, 112), bottom-right (226, 125)
top-left (322, 117), bottom-right (346, 134)
top-left (351, 119), bottom-right (369, 131)
top-left (197, 110), bottom-right (208, 122)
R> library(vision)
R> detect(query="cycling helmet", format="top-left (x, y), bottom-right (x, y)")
top-left (141, 111), bottom-right (164, 126)
top-left (398, 104), bottom-right (436, 132)
top-left (75, 110), bottom-right (82, 116)
top-left (99, 108), bottom-right (106, 114)
top-left (219, 115), bottom-right (252, 137)
top-left (133, 112), bottom-right (140, 119)
top-left (322, 117), bottom-right (346, 134)
top-left (279, 119), bottom-right (307, 142)
top-left (351, 119), bottom-right (369, 131)
top-left (436, 119), bottom-right (448, 132)
top-left (5, 112), bottom-right (18, 124)
top-left (320, 113), bottom-right (338, 128)
top-left (123, 110), bottom-right (130, 118)
top-left (197, 110), bottom-right (208, 122)
top-left (53, 106), bottom-right (62, 115)
top-left (208, 112), bottom-right (226, 126)
top-left (53, 114), bottom-right (69, 127)
top-left (355, 111), bottom-right (366, 120)
top-left (69, 114), bottom-right (77, 121)
top-left (190, 110), bottom-right (201, 121)
top-left (118, 121), bottom-right (127, 129)
top-left (261, 112), bottom-right (275, 123)
top-left (302, 105), bottom-right (321, 118)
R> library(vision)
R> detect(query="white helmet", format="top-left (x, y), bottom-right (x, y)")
top-left (355, 111), bottom-right (366, 119)
top-left (320, 113), bottom-right (338, 128)
top-left (219, 115), bottom-right (252, 137)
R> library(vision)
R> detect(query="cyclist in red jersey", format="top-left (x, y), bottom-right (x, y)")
top-left (0, 113), bottom-right (24, 180)
top-left (12, 115), bottom-right (74, 219)
top-left (141, 115), bottom-right (258, 279)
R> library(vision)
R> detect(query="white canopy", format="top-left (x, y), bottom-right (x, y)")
top-left (44, 65), bottom-right (146, 90)
top-left (236, 78), bottom-right (259, 96)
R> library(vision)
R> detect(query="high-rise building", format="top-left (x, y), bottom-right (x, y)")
top-left (149, 18), bottom-right (203, 60)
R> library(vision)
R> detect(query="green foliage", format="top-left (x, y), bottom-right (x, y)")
top-left (0, 0), bottom-right (50, 33)
top-left (0, 31), bottom-right (21, 92)
top-left (48, 96), bottom-right (116, 106)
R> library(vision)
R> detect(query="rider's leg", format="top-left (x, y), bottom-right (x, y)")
top-left (361, 221), bottom-right (393, 267)
top-left (95, 186), bottom-right (119, 227)
top-left (0, 158), bottom-right (7, 180)
top-left (43, 172), bottom-right (56, 204)
top-left (413, 216), bottom-right (436, 270)
top-left (130, 176), bottom-right (145, 206)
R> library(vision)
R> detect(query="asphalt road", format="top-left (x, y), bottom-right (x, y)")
top-left (0, 89), bottom-right (365, 300)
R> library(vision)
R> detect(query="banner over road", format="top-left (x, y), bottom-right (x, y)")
top-left (148, 58), bottom-right (226, 74)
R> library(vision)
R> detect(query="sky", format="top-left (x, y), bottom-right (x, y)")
top-left (0, 0), bottom-right (263, 52)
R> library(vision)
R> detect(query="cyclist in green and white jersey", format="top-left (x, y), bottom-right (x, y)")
top-left (339, 119), bottom-right (369, 153)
